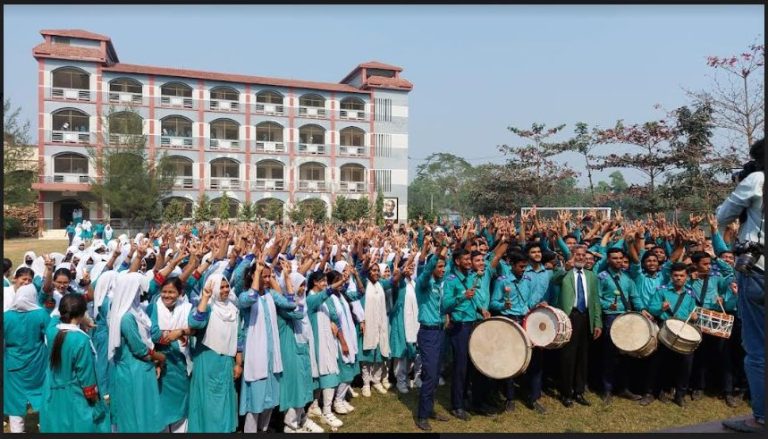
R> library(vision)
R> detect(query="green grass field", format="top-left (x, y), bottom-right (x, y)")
top-left (2, 239), bottom-right (751, 432)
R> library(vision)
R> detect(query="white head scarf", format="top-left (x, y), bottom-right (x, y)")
top-left (92, 270), bottom-right (118, 320)
top-left (9, 284), bottom-right (41, 312)
top-left (107, 272), bottom-right (153, 361)
top-left (155, 288), bottom-right (193, 374)
top-left (200, 274), bottom-right (239, 356)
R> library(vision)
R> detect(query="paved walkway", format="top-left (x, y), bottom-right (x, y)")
top-left (656, 415), bottom-right (760, 433)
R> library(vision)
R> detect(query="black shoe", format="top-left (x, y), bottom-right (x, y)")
top-left (725, 395), bottom-right (739, 408)
top-left (415, 418), bottom-right (432, 431)
top-left (430, 412), bottom-right (450, 422)
top-left (574, 393), bottom-right (591, 406)
top-left (561, 397), bottom-right (574, 408)
top-left (658, 391), bottom-right (671, 404)
top-left (505, 400), bottom-right (516, 413)
top-left (639, 394), bottom-right (654, 406)
top-left (674, 394), bottom-right (686, 407)
top-left (543, 387), bottom-right (557, 398)
top-left (451, 409), bottom-right (471, 421)
top-left (528, 400), bottom-right (547, 414)
top-left (601, 392), bottom-right (613, 404)
top-left (691, 390), bottom-right (703, 401)
top-left (618, 389), bottom-right (642, 401)
top-left (471, 403), bottom-right (496, 417)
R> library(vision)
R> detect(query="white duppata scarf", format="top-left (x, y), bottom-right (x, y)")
top-left (404, 277), bottom-right (420, 343)
top-left (289, 272), bottom-right (318, 377)
top-left (107, 272), bottom-right (153, 361)
top-left (9, 284), bottom-right (41, 312)
top-left (362, 278), bottom-right (390, 356)
top-left (330, 292), bottom-right (358, 363)
top-left (155, 295), bottom-right (193, 375)
top-left (243, 289), bottom-right (283, 382)
top-left (92, 270), bottom-right (118, 320)
top-left (200, 274), bottom-right (239, 357)
top-left (315, 291), bottom-right (340, 376)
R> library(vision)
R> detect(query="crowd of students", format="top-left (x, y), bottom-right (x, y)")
top-left (0, 209), bottom-right (755, 432)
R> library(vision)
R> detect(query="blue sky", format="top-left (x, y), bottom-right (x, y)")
top-left (4, 4), bottom-right (764, 185)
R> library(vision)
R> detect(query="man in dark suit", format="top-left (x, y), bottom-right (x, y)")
top-left (550, 245), bottom-right (603, 407)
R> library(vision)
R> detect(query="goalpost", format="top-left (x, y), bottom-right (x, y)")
top-left (520, 207), bottom-right (612, 220)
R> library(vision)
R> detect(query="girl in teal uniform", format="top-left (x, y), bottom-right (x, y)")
top-left (91, 270), bottom-right (117, 399)
top-left (107, 272), bottom-right (166, 432)
top-left (39, 294), bottom-right (110, 432)
top-left (238, 258), bottom-right (296, 432)
top-left (187, 274), bottom-right (241, 433)
top-left (147, 276), bottom-right (193, 433)
top-left (3, 284), bottom-right (50, 433)
top-left (389, 258), bottom-right (421, 394)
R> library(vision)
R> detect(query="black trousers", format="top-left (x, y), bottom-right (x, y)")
top-left (559, 309), bottom-right (590, 398)
top-left (691, 332), bottom-right (733, 394)
top-left (638, 350), bottom-right (662, 396)
top-left (660, 344), bottom-right (694, 397)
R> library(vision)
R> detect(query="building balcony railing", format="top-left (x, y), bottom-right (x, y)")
top-left (109, 133), bottom-right (143, 145)
top-left (339, 109), bottom-right (366, 121)
top-left (210, 138), bottom-right (241, 151)
top-left (297, 143), bottom-right (327, 155)
top-left (253, 178), bottom-right (286, 191)
top-left (339, 181), bottom-right (367, 193)
top-left (109, 91), bottom-right (143, 105)
top-left (174, 176), bottom-right (197, 189)
top-left (160, 96), bottom-right (193, 109)
top-left (255, 141), bottom-right (286, 153)
top-left (161, 136), bottom-right (194, 148)
top-left (51, 130), bottom-right (90, 144)
top-left (46, 174), bottom-right (91, 184)
top-left (255, 103), bottom-right (284, 115)
top-left (338, 145), bottom-right (367, 157)
top-left (298, 106), bottom-right (326, 118)
top-left (298, 180), bottom-right (328, 192)
top-left (51, 87), bottom-right (91, 101)
top-left (208, 177), bottom-right (242, 190)
top-left (210, 99), bottom-right (239, 112)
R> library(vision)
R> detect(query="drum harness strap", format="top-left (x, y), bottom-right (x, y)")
top-left (610, 273), bottom-right (633, 312)
top-left (695, 275), bottom-right (710, 308)
top-left (510, 278), bottom-right (528, 314)
top-left (666, 289), bottom-right (688, 318)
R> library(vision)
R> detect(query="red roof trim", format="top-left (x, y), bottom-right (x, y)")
top-left (40, 29), bottom-right (111, 42)
top-left (32, 43), bottom-right (106, 63)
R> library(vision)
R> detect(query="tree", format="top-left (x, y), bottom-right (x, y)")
top-left (239, 201), bottom-right (256, 222)
top-left (193, 193), bottom-right (212, 223)
top-left (551, 122), bottom-right (601, 200)
top-left (409, 153), bottom-right (475, 217)
top-left (88, 107), bottom-right (176, 225)
top-left (255, 199), bottom-right (284, 223)
top-left (375, 189), bottom-right (384, 225)
top-left (685, 40), bottom-right (764, 153)
top-left (3, 98), bottom-right (37, 206)
top-left (333, 196), bottom-right (371, 223)
top-left (288, 199), bottom-right (327, 224)
top-left (162, 199), bottom-right (185, 224)
top-left (216, 192), bottom-right (232, 220)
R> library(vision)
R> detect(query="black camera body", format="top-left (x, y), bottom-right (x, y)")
top-left (733, 240), bottom-right (765, 273)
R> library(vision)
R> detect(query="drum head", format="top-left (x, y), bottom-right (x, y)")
top-left (610, 313), bottom-right (652, 352)
top-left (664, 319), bottom-right (702, 343)
top-left (525, 308), bottom-right (558, 347)
top-left (469, 317), bottom-right (530, 379)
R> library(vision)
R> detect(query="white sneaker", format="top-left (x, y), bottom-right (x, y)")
top-left (382, 379), bottom-right (393, 390)
top-left (397, 382), bottom-right (410, 394)
top-left (373, 383), bottom-right (388, 394)
top-left (348, 387), bottom-right (359, 398)
top-left (361, 385), bottom-right (372, 397)
top-left (321, 412), bottom-right (343, 428)
top-left (308, 400), bottom-right (322, 417)
top-left (438, 376), bottom-right (446, 386)
top-left (413, 377), bottom-right (422, 388)
top-left (342, 400), bottom-right (355, 412)
top-left (301, 418), bottom-right (325, 433)
top-left (333, 401), bottom-right (350, 415)
top-left (284, 424), bottom-right (298, 433)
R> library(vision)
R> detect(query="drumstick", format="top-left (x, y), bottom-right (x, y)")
top-left (715, 294), bottom-right (727, 314)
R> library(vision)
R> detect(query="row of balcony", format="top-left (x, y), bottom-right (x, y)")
top-left (51, 87), bottom-right (369, 120)
top-left (40, 174), bottom-right (369, 193)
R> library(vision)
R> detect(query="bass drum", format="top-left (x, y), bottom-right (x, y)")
top-left (468, 317), bottom-right (532, 379)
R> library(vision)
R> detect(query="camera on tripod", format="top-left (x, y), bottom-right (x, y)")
top-left (733, 240), bottom-right (764, 273)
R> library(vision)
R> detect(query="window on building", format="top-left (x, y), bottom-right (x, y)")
top-left (256, 160), bottom-right (284, 179)
top-left (53, 153), bottom-right (88, 174)
top-left (255, 122), bottom-right (284, 142)
top-left (162, 197), bottom-right (194, 217)
top-left (210, 158), bottom-right (239, 178)
top-left (52, 109), bottom-right (89, 131)
top-left (340, 127), bottom-right (365, 146)
top-left (210, 119), bottom-right (239, 140)
top-left (256, 91), bottom-right (284, 104)
top-left (340, 97), bottom-right (365, 111)
top-left (109, 78), bottom-right (142, 94)
top-left (210, 87), bottom-right (239, 101)
top-left (300, 163), bottom-right (325, 181)
top-left (108, 112), bottom-right (143, 134)
top-left (373, 169), bottom-right (392, 192)
top-left (161, 82), bottom-right (193, 97)
top-left (374, 98), bottom-right (392, 122)
top-left (374, 133), bottom-right (392, 157)
top-left (366, 69), bottom-right (396, 78)
top-left (299, 94), bottom-right (325, 108)
top-left (167, 156), bottom-right (193, 176)
top-left (299, 125), bottom-right (325, 144)
top-left (340, 164), bottom-right (365, 182)
top-left (52, 67), bottom-right (90, 89)
top-left (53, 37), bottom-right (71, 45)
top-left (161, 116), bottom-right (193, 137)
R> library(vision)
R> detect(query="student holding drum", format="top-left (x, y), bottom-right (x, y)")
top-left (490, 252), bottom-right (548, 414)
top-left (597, 248), bottom-right (646, 404)
top-left (648, 263), bottom-right (701, 407)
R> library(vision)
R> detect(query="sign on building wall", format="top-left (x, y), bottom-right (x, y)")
top-left (383, 197), bottom-right (398, 221)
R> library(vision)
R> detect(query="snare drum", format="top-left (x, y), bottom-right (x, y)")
top-left (658, 318), bottom-right (702, 355)
top-left (609, 312), bottom-right (659, 358)
top-left (694, 307), bottom-right (734, 339)
top-left (524, 305), bottom-right (573, 349)
top-left (469, 317), bottom-right (532, 379)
